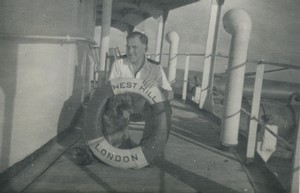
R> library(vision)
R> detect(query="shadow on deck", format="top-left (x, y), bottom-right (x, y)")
top-left (0, 99), bottom-right (287, 193)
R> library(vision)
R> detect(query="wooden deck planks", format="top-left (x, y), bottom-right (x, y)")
top-left (2, 99), bottom-right (258, 193)
top-left (0, 128), bottom-right (82, 193)
top-left (24, 148), bottom-right (195, 192)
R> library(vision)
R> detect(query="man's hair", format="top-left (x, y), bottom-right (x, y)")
top-left (126, 31), bottom-right (148, 46)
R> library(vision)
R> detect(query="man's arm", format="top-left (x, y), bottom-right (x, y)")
top-left (143, 65), bottom-right (173, 100)
top-left (159, 67), bottom-right (174, 100)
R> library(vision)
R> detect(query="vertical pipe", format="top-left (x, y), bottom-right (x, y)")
top-left (80, 48), bottom-right (88, 102)
top-left (182, 54), bottom-right (190, 102)
top-left (157, 11), bottom-right (168, 63)
top-left (155, 15), bottom-right (164, 62)
top-left (221, 9), bottom-right (252, 146)
top-left (166, 31), bottom-right (179, 85)
top-left (291, 119), bottom-right (300, 193)
top-left (66, 44), bottom-right (76, 100)
top-left (290, 101), bottom-right (300, 193)
top-left (246, 62), bottom-right (265, 161)
top-left (200, 0), bottom-right (224, 112)
top-left (98, 0), bottom-right (112, 81)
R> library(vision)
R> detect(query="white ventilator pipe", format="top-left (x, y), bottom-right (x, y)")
top-left (166, 31), bottom-right (179, 85)
top-left (221, 9), bottom-right (252, 146)
top-left (99, 0), bottom-right (112, 73)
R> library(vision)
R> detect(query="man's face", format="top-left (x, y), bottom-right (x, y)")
top-left (126, 36), bottom-right (147, 65)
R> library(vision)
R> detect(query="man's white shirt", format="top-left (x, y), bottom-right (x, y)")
top-left (109, 57), bottom-right (172, 91)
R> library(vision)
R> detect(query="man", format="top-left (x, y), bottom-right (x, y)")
top-left (109, 31), bottom-right (172, 97)
top-left (107, 31), bottom-right (172, 147)
top-left (109, 31), bottom-right (172, 114)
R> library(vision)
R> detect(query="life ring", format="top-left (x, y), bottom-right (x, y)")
top-left (83, 78), bottom-right (171, 169)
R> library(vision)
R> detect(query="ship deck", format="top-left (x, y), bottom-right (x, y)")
top-left (0, 99), bottom-right (287, 193)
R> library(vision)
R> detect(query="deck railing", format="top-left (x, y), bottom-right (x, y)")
top-left (89, 31), bottom-right (299, 193)
top-left (241, 60), bottom-right (300, 193)
top-left (90, 43), bottom-right (299, 192)
top-left (148, 49), bottom-right (300, 193)
top-left (165, 51), bottom-right (299, 193)
top-left (170, 53), bottom-right (300, 193)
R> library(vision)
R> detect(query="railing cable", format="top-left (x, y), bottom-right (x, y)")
top-left (240, 107), bottom-right (294, 151)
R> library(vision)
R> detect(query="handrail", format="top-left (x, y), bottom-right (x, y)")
top-left (147, 53), bottom-right (205, 57)
top-left (160, 51), bottom-right (297, 152)
top-left (247, 59), bottom-right (300, 70)
top-left (240, 107), bottom-right (294, 151)
top-left (147, 52), bottom-right (300, 70)
top-left (0, 33), bottom-right (97, 45)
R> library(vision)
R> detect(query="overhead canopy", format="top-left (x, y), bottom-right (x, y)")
top-left (96, 0), bottom-right (200, 31)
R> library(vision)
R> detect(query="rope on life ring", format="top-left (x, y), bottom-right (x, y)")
top-left (83, 78), bottom-right (171, 169)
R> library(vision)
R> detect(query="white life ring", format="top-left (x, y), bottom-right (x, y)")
top-left (83, 78), bottom-right (171, 169)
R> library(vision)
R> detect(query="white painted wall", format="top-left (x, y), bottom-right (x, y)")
top-left (0, 0), bottom-right (95, 172)
top-left (0, 0), bottom-right (95, 37)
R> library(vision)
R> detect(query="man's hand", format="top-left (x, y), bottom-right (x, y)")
top-left (143, 78), bottom-right (158, 89)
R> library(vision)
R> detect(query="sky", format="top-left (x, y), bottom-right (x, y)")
top-left (105, 0), bottom-right (300, 83)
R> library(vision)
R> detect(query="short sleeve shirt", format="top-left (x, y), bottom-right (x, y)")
top-left (109, 57), bottom-right (172, 91)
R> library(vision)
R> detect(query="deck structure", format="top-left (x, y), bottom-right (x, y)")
top-left (0, 99), bottom-right (286, 193)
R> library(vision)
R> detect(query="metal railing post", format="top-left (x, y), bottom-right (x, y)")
top-left (290, 99), bottom-right (300, 193)
top-left (98, 0), bottom-right (112, 83)
top-left (182, 54), bottom-right (190, 102)
top-left (246, 62), bottom-right (265, 161)
top-left (200, 0), bottom-right (224, 112)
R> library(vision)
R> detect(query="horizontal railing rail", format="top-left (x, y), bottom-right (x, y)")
top-left (0, 33), bottom-right (97, 45)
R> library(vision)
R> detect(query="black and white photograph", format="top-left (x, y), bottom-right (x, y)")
top-left (0, 0), bottom-right (299, 192)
